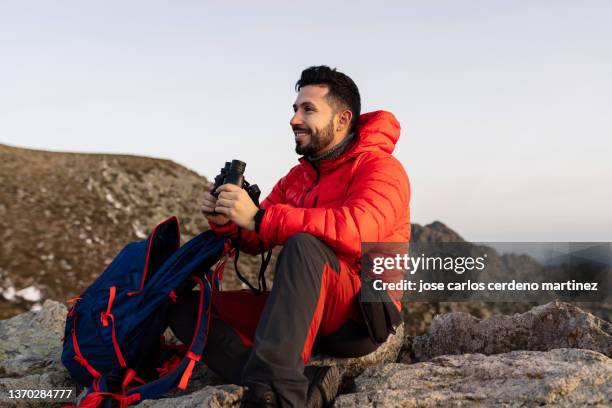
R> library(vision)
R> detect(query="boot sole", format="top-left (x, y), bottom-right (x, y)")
top-left (314, 366), bottom-right (342, 407)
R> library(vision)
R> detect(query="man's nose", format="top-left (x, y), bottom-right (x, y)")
top-left (290, 111), bottom-right (302, 127)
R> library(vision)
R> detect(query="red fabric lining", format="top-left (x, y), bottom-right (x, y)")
top-left (156, 355), bottom-right (182, 377)
top-left (211, 290), bottom-right (268, 344)
top-left (159, 342), bottom-right (188, 355)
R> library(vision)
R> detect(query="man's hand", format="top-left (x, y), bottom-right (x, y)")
top-left (201, 191), bottom-right (230, 226)
top-left (214, 184), bottom-right (259, 231)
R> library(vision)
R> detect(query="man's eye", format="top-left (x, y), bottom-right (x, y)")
top-left (305, 107), bottom-right (314, 112)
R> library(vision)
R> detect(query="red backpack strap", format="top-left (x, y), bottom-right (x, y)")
top-left (176, 274), bottom-right (210, 390)
top-left (65, 391), bottom-right (141, 408)
top-left (71, 315), bottom-right (102, 391)
top-left (99, 286), bottom-right (127, 368)
top-left (177, 351), bottom-right (201, 391)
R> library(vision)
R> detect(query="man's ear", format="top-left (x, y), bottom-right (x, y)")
top-left (336, 109), bottom-right (353, 132)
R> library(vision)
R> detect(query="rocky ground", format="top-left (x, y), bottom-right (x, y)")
top-left (0, 300), bottom-right (610, 407)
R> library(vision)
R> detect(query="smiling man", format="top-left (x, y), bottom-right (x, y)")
top-left (174, 66), bottom-right (410, 407)
top-left (291, 71), bottom-right (359, 158)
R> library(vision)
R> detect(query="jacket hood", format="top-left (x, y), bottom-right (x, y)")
top-left (351, 110), bottom-right (401, 155)
top-left (299, 110), bottom-right (401, 174)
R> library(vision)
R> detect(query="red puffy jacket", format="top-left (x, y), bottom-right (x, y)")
top-left (210, 110), bottom-right (411, 275)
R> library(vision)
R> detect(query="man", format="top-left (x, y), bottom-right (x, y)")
top-left (171, 66), bottom-right (410, 407)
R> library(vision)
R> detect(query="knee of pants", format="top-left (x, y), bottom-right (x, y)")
top-left (282, 233), bottom-right (320, 253)
top-left (279, 233), bottom-right (339, 271)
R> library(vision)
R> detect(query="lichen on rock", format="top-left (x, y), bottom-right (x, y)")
top-left (412, 301), bottom-right (612, 361)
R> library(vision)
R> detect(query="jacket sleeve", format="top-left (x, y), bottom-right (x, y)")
top-left (258, 154), bottom-right (410, 261)
top-left (208, 175), bottom-right (286, 255)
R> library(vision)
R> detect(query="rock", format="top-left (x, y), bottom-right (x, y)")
top-left (0, 299), bottom-right (67, 376)
top-left (0, 372), bottom-right (75, 408)
top-left (410, 222), bottom-right (466, 243)
top-left (0, 300), bottom-right (75, 407)
top-left (150, 324), bottom-right (404, 406)
top-left (412, 301), bottom-right (611, 361)
top-left (310, 323), bottom-right (404, 379)
top-left (335, 348), bottom-right (612, 407)
top-left (138, 385), bottom-right (243, 408)
top-left (4, 298), bottom-right (612, 407)
top-left (175, 362), bottom-right (227, 393)
top-left (400, 302), bottom-right (536, 344)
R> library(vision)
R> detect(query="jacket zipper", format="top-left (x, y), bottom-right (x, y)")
top-left (301, 158), bottom-right (320, 207)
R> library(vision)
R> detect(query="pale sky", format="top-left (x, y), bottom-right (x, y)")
top-left (1, 1), bottom-right (611, 242)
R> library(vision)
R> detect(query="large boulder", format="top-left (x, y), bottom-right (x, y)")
top-left (0, 299), bottom-right (67, 376)
top-left (412, 301), bottom-right (611, 361)
top-left (335, 348), bottom-right (612, 407)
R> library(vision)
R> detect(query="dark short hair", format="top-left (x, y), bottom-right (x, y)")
top-left (295, 66), bottom-right (361, 133)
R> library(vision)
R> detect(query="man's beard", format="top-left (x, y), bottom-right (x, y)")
top-left (294, 119), bottom-right (335, 156)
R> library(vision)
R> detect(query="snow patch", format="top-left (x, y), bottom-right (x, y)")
top-left (2, 286), bottom-right (16, 301)
top-left (1, 285), bottom-right (43, 302)
top-left (16, 286), bottom-right (42, 302)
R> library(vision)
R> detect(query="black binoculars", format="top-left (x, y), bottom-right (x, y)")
top-left (212, 159), bottom-right (261, 206)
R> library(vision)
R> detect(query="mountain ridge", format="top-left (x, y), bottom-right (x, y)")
top-left (2, 144), bottom-right (607, 324)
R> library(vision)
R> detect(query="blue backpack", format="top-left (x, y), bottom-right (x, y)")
top-left (61, 217), bottom-right (229, 407)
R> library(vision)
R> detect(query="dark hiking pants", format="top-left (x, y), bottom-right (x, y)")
top-left (168, 233), bottom-right (379, 407)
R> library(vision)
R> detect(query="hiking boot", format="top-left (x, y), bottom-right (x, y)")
top-left (305, 365), bottom-right (342, 408)
top-left (241, 382), bottom-right (278, 408)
